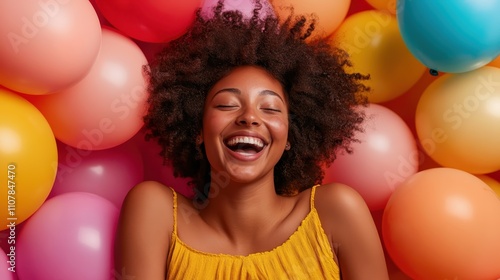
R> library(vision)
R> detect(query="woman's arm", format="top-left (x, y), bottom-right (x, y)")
top-left (114, 181), bottom-right (174, 279)
top-left (316, 183), bottom-right (389, 280)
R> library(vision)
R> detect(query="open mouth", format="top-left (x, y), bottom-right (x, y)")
top-left (224, 136), bottom-right (266, 154)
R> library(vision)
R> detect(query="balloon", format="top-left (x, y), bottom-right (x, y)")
top-left (365, 0), bottom-right (396, 14)
top-left (132, 129), bottom-right (193, 198)
top-left (331, 10), bottom-right (426, 103)
top-left (271, 0), bottom-right (350, 37)
top-left (16, 192), bottom-right (118, 280)
top-left (201, 0), bottom-right (274, 20)
top-left (476, 175), bottom-right (500, 198)
top-left (95, 0), bottom-right (203, 43)
top-left (0, 0), bottom-right (101, 95)
top-left (48, 140), bottom-right (144, 208)
top-left (489, 55), bottom-right (500, 68)
top-left (415, 66), bottom-right (500, 174)
top-left (26, 27), bottom-right (148, 151)
top-left (383, 168), bottom-right (500, 279)
top-left (0, 247), bottom-right (16, 280)
top-left (0, 89), bottom-right (58, 230)
top-left (324, 104), bottom-right (418, 211)
top-left (397, 0), bottom-right (500, 73)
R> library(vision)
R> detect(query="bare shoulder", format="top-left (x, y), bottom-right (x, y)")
top-left (315, 183), bottom-right (368, 214)
top-left (314, 183), bottom-right (389, 280)
top-left (114, 181), bottom-right (175, 279)
top-left (314, 183), bottom-right (371, 241)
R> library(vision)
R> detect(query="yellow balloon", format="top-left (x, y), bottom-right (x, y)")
top-left (0, 89), bottom-right (57, 230)
top-left (415, 66), bottom-right (500, 174)
top-left (476, 175), bottom-right (500, 198)
top-left (331, 10), bottom-right (426, 103)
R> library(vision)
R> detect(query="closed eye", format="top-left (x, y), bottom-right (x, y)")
top-left (215, 105), bottom-right (238, 110)
top-left (262, 108), bottom-right (281, 113)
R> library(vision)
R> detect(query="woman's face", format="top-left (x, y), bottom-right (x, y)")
top-left (202, 65), bottom-right (289, 186)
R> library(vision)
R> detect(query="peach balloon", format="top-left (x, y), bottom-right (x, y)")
top-left (27, 27), bottom-right (148, 150)
top-left (331, 10), bottom-right (426, 103)
top-left (415, 66), bottom-right (500, 174)
top-left (271, 0), bottom-right (350, 37)
top-left (324, 103), bottom-right (419, 211)
top-left (0, 0), bottom-right (101, 95)
top-left (383, 168), bottom-right (500, 279)
top-left (0, 89), bottom-right (58, 230)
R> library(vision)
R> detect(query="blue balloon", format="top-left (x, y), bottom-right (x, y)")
top-left (397, 0), bottom-right (500, 73)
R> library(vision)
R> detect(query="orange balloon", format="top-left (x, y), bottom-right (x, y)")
top-left (383, 168), bottom-right (500, 280)
top-left (415, 66), bottom-right (500, 174)
top-left (0, 89), bottom-right (58, 230)
top-left (270, 0), bottom-right (350, 37)
top-left (365, 0), bottom-right (396, 14)
top-left (476, 174), bottom-right (500, 197)
top-left (488, 55), bottom-right (500, 68)
top-left (27, 27), bottom-right (148, 150)
top-left (0, 0), bottom-right (101, 95)
top-left (331, 10), bottom-right (426, 103)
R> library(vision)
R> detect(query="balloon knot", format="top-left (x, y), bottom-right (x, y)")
top-left (429, 69), bottom-right (439, 76)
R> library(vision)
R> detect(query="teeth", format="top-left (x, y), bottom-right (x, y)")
top-left (227, 136), bottom-right (264, 148)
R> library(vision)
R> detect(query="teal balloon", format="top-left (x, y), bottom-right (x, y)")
top-left (397, 0), bottom-right (500, 73)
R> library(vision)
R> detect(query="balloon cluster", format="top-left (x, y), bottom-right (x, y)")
top-left (0, 0), bottom-right (499, 279)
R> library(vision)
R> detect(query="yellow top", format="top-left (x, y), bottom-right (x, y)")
top-left (166, 186), bottom-right (340, 279)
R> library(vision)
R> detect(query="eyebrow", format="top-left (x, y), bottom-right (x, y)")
top-left (211, 88), bottom-right (285, 103)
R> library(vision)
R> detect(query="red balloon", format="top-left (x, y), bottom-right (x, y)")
top-left (95, 0), bottom-right (203, 43)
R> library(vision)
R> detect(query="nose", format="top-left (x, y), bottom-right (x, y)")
top-left (236, 107), bottom-right (261, 126)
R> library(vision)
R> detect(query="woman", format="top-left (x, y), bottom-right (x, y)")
top-left (115, 1), bottom-right (389, 279)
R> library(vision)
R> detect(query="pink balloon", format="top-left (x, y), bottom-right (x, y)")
top-left (201, 0), bottom-right (275, 20)
top-left (26, 27), bottom-right (148, 150)
top-left (95, 0), bottom-right (203, 43)
top-left (0, 247), bottom-right (16, 280)
top-left (17, 192), bottom-right (118, 280)
top-left (324, 104), bottom-right (419, 211)
top-left (132, 129), bottom-right (193, 198)
top-left (49, 140), bottom-right (144, 208)
top-left (0, 0), bottom-right (101, 95)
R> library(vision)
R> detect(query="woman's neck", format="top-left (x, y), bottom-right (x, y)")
top-left (198, 174), bottom-right (291, 245)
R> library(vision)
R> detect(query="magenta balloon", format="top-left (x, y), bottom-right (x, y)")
top-left (16, 192), bottom-right (118, 280)
top-left (49, 140), bottom-right (144, 208)
top-left (132, 130), bottom-right (193, 198)
top-left (201, 0), bottom-right (275, 20)
top-left (0, 247), bottom-right (16, 280)
top-left (324, 104), bottom-right (419, 211)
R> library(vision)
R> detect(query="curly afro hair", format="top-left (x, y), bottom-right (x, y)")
top-left (144, 0), bottom-right (368, 198)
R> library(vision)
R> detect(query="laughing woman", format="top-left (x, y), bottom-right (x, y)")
top-left (114, 1), bottom-right (389, 279)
